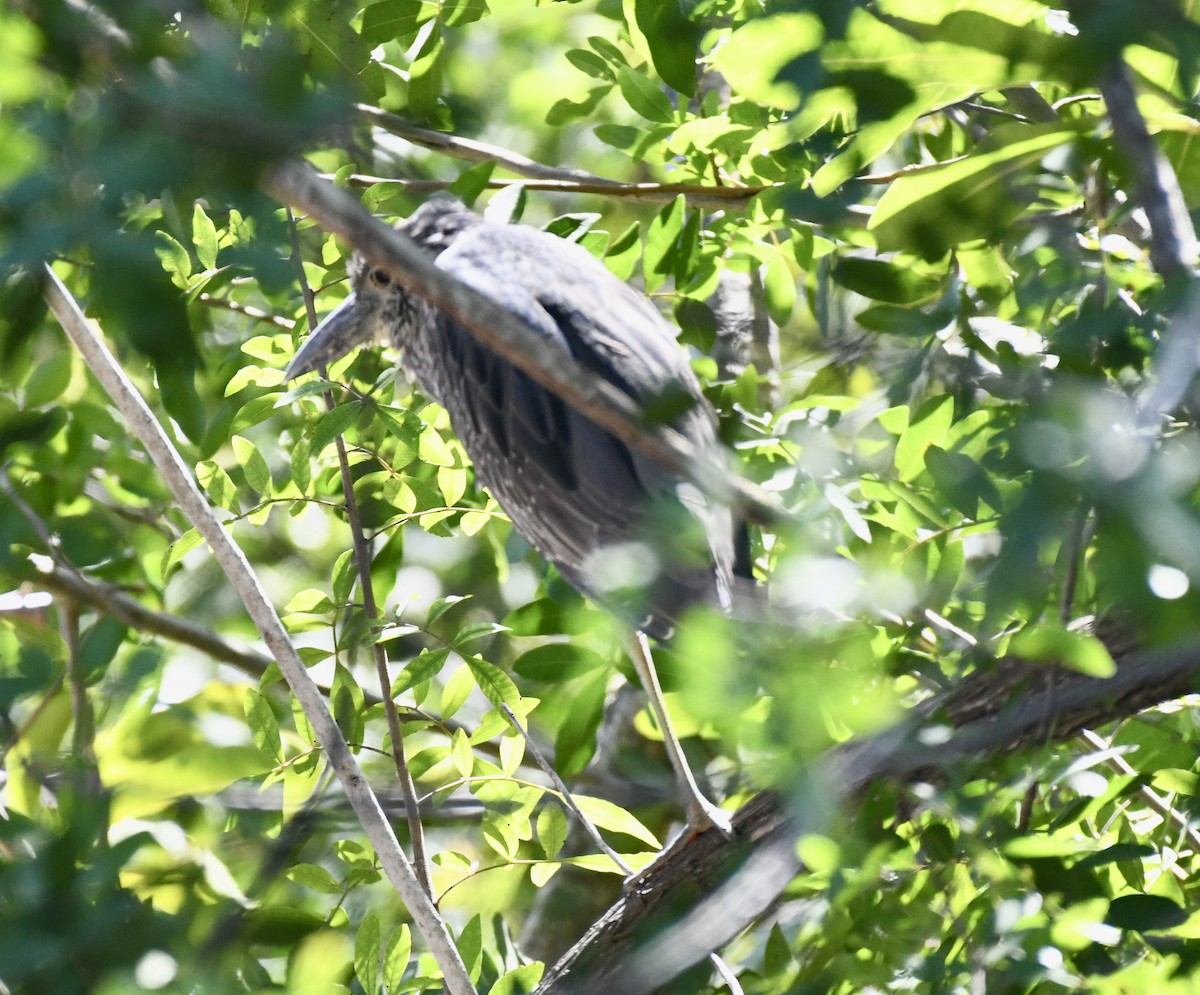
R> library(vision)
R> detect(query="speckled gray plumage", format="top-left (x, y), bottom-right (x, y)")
top-left (352, 198), bottom-right (734, 639)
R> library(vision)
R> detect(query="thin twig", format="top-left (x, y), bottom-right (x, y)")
top-left (264, 161), bottom-right (789, 528)
top-left (1079, 728), bottom-right (1200, 854)
top-left (41, 263), bottom-right (477, 995)
top-left (499, 703), bottom-right (632, 875)
top-left (1060, 509), bottom-right (1094, 624)
top-left (198, 293), bottom-right (294, 329)
top-left (27, 557), bottom-right (391, 708)
top-left (358, 104), bottom-right (622, 185)
top-left (287, 208), bottom-right (434, 897)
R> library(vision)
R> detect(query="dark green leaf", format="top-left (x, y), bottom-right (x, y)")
top-left (633, 0), bottom-right (698, 95)
top-left (1105, 895), bottom-right (1187, 932)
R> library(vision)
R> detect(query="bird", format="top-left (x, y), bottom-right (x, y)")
top-left (286, 197), bottom-right (737, 837)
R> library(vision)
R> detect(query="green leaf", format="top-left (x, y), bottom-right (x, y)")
top-left (451, 727), bottom-right (473, 778)
top-left (894, 395), bottom-right (954, 482)
top-left (555, 669), bottom-right (607, 776)
top-left (566, 48), bottom-right (615, 82)
top-left (162, 527), bottom-right (204, 578)
top-left (232, 435), bottom-right (271, 495)
top-left (537, 802), bottom-right (568, 859)
top-left (419, 425), bottom-right (456, 466)
top-left (632, 0), bottom-right (697, 95)
top-left (466, 656), bottom-right (520, 709)
top-left (196, 460), bottom-right (239, 513)
top-left (1010, 624), bottom-right (1116, 678)
top-left (512, 644), bottom-right (609, 682)
top-left (192, 202), bottom-right (219, 270)
top-left (23, 350), bottom-right (72, 407)
top-left (408, 21), bottom-right (444, 123)
top-left (448, 160), bottom-right (497, 206)
top-left (244, 688), bottom-right (282, 762)
top-left (643, 195), bottom-right (685, 293)
top-left (360, 0), bottom-right (433, 45)
top-left (458, 914), bottom-right (483, 982)
top-left (394, 648), bottom-right (450, 696)
top-left (311, 402), bottom-right (360, 453)
top-left (616, 65), bottom-right (674, 124)
top-left (451, 621), bottom-right (509, 649)
top-left (285, 588), bottom-right (335, 614)
top-left (831, 256), bottom-right (942, 305)
top-left (287, 863), bottom-right (343, 895)
top-left (547, 85), bottom-right (610, 126)
top-left (332, 549), bottom-right (357, 606)
top-left (490, 963), bottom-right (545, 995)
top-left (925, 445), bottom-right (1002, 518)
top-left (870, 125), bottom-right (1076, 260)
top-left (573, 794), bottom-right (661, 848)
top-left (355, 910), bottom-right (381, 995)
top-left (441, 664), bottom-right (475, 719)
top-left (428, 594), bottom-right (471, 625)
top-left (382, 925), bottom-right (411, 992)
top-left (1105, 895), bottom-right (1187, 932)
top-left (712, 13), bottom-right (823, 110)
top-left (291, 436), bottom-right (311, 493)
top-left (242, 907), bottom-right (327, 945)
top-left (604, 222), bottom-right (641, 282)
top-left (763, 248), bottom-right (796, 326)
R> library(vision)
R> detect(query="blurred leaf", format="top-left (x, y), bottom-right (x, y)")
top-left (355, 910), bottom-right (380, 995)
top-left (1105, 895), bottom-right (1187, 932)
top-left (870, 126), bottom-right (1076, 260)
top-left (831, 256), bottom-right (942, 304)
top-left (1011, 624), bottom-right (1117, 678)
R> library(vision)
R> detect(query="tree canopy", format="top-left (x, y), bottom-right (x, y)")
top-left (5, 1), bottom-right (1200, 993)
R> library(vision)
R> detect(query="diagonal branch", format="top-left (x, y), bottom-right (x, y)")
top-left (41, 264), bottom-right (478, 995)
top-left (534, 626), bottom-right (1199, 993)
top-left (1098, 61), bottom-right (1197, 281)
top-left (358, 104), bottom-right (624, 186)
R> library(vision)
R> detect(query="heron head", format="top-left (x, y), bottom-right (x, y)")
top-left (285, 251), bottom-right (431, 380)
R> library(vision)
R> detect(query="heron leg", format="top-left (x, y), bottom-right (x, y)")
top-left (628, 631), bottom-right (734, 838)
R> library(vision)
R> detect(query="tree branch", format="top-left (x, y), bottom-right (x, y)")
top-left (1098, 61), bottom-right (1197, 281)
top-left (535, 626), bottom-right (1197, 993)
top-left (358, 104), bottom-right (625, 186)
top-left (41, 265), bottom-right (477, 995)
top-left (354, 105), bottom-right (782, 210)
top-left (334, 171), bottom-right (774, 210)
top-left (24, 557), bottom-right (391, 709)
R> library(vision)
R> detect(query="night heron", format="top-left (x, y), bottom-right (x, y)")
top-left (286, 198), bottom-right (736, 836)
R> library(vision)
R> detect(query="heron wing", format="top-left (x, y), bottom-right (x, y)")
top-left (431, 222), bottom-right (734, 634)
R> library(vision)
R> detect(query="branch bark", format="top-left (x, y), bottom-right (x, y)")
top-left (335, 171), bottom-right (774, 210)
top-left (1097, 61), bottom-right (1197, 281)
top-left (25, 557), bottom-right (389, 708)
top-left (41, 265), bottom-right (478, 995)
top-left (535, 624), bottom-right (1196, 993)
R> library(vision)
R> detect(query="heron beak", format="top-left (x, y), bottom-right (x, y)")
top-left (285, 293), bottom-right (373, 380)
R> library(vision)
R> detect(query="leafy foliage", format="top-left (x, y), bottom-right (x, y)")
top-left (4, 0), bottom-right (1200, 993)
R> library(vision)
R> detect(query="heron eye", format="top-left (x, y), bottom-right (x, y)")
top-left (370, 268), bottom-right (391, 287)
